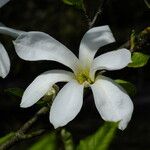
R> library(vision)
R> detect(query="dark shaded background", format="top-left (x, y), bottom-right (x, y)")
top-left (0, 0), bottom-right (150, 149)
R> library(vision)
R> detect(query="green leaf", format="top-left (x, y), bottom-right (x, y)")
top-left (62, 0), bottom-right (85, 10)
top-left (0, 133), bottom-right (15, 145)
top-left (77, 122), bottom-right (118, 150)
top-left (5, 88), bottom-right (24, 97)
top-left (128, 52), bottom-right (150, 68)
top-left (29, 133), bottom-right (57, 150)
top-left (115, 79), bottom-right (136, 96)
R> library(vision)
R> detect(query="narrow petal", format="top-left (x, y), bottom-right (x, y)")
top-left (91, 76), bottom-right (133, 130)
top-left (50, 80), bottom-right (84, 128)
top-left (91, 49), bottom-right (131, 77)
top-left (79, 25), bottom-right (115, 67)
top-left (20, 70), bottom-right (74, 108)
top-left (0, 42), bottom-right (10, 78)
top-left (0, 24), bottom-right (25, 38)
top-left (0, 0), bottom-right (10, 8)
top-left (13, 31), bottom-right (80, 72)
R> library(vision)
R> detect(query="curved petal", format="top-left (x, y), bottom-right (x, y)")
top-left (90, 49), bottom-right (131, 77)
top-left (20, 70), bottom-right (74, 108)
top-left (91, 76), bottom-right (133, 130)
top-left (0, 0), bottom-right (10, 8)
top-left (13, 31), bottom-right (80, 72)
top-left (50, 80), bottom-right (84, 128)
top-left (79, 25), bottom-right (115, 67)
top-left (0, 42), bottom-right (10, 78)
top-left (0, 24), bottom-right (25, 38)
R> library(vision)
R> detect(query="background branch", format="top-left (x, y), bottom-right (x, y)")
top-left (119, 41), bottom-right (130, 49)
top-left (144, 0), bottom-right (150, 8)
top-left (83, 0), bottom-right (109, 29)
top-left (0, 106), bottom-right (49, 150)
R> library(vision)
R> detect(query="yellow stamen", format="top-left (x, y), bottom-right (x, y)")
top-left (75, 68), bottom-right (94, 84)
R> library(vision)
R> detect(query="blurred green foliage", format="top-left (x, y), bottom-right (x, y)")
top-left (29, 133), bottom-right (57, 150)
top-left (63, 0), bottom-right (85, 10)
top-left (128, 52), bottom-right (150, 68)
top-left (5, 87), bottom-right (24, 97)
top-left (27, 122), bottom-right (117, 150)
top-left (115, 79), bottom-right (136, 96)
top-left (0, 132), bottom-right (15, 145)
top-left (76, 122), bottom-right (117, 150)
top-left (61, 129), bottom-right (74, 150)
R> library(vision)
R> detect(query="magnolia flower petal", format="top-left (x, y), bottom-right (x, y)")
top-left (20, 70), bottom-right (74, 108)
top-left (0, 24), bottom-right (25, 38)
top-left (13, 31), bottom-right (80, 72)
top-left (79, 25), bottom-right (115, 67)
top-left (0, 0), bottom-right (10, 8)
top-left (91, 76), bottom-right (133, 130)
top-left (0, 42), bottom-right (10, 78)
top-left (91, 49), bottom-right (131, 77)
top-left (50, 80), bottom-right (84, 128)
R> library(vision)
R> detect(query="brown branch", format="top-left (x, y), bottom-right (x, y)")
top-left (0, 106), bottom-right (49, 150)
top-left (20, 129), bottom-right (45, 139)
top-left (119, 40), bottom-right (130, 49)
top-left (89, 5), bottom-right (102, 29)
top-left (0, 129), bottom-right (45, 150)
top-left (81, 9), bottom-right (91, 29)
top-left (144, 0), bottom-right (150, 8)
top-left (83, 0), bottom-right (108, 29)
top-left (119, 40), bottom-right (135, 53)
top-left (19, 107), bottom-right (49, 133)
top-left (82, 0), bottom-right (132, 51)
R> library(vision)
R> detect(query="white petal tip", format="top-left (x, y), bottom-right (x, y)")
top-left (50, 117), bottom-right (65, 129)
top-left (20, 102), bottom-right (30, 108)
top-left (0, 71), bottom-right (9, 78)
top-left (1, 75), bottom-right (6, 78)
top-left (50, 120), bottom-right (61, 129)
top-left (20, 104), bottom-right (27, 108)
top-left (53, 124), bottom-right (59, 129)
top-left (118, 126), bottom-right (125, 131)
top-left (118, 121), bottom-right (127, 131)
top-left (129, 59), bottom-right (132, 63)
top-left (12, 40), bottom-right (18, 46)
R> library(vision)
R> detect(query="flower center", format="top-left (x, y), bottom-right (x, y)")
top-left (75, 68), bottom-right (94, 85)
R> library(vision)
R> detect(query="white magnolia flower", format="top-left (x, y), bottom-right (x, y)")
top-left (0, 42), bottom-right (10, 78)
top-left (0, 23), bottom-right (24, 78)
top-left (0, 25), bottom-right (133, 130)
top-left (0, 0), bottom-right (10, 8)
top-left (0, 0), bottom-right (11, 78)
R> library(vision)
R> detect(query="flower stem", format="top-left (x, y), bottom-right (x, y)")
top-left (0, 106), bottom-right (49, 150)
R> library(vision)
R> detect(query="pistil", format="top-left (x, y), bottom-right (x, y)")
top-left (76, 68), bottom-right (94, 84)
